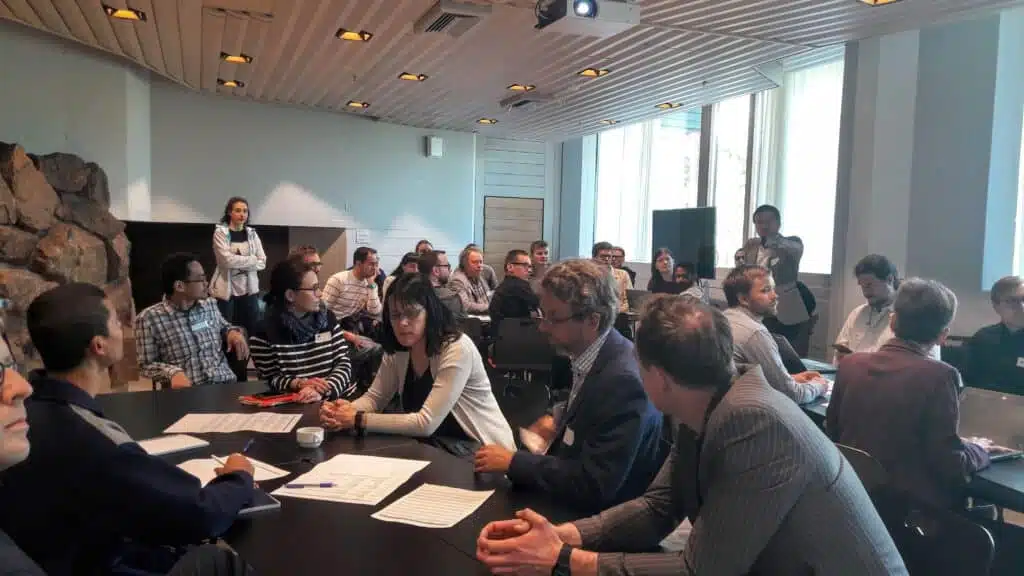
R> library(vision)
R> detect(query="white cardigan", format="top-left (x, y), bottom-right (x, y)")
top-left (352, 334), bottom-right (515, 450)
top-left (209, 224), bottom-right (266, 300)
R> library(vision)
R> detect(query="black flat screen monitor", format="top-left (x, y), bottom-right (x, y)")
top-left (651, 207), bottom-right (716, 280)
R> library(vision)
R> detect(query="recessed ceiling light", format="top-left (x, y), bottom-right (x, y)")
top-left (858, 0), bottom-right (903, 5)
top-left (336, 29), bottom-right (373, 42)
top-left (655, 102), bottom-right (682, 110)
top-left (599, 119), bottom-right (617, 125)
top-left (217, 79), bottom-right (245, 88)
top-left (398, 72), bottom-right (429, 82)
top-left (507, 84), bottom-right (536, 92)
top-left (103, 5), bottom-right (146, 21)
top-left (347, 100), bottom-right (371, 109)
top-left (220, 52), bottom-right (253, 64)
top-left (477, 118), bottom-right (498, 125)
top-left (578, 67), bottom-right (610, 78)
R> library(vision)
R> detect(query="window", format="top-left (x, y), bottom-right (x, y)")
top-left (708, 94), bottom-right (752, 268)
top-left (595, 109), bottom-right (701, 262)
top-left (770, 58), bottom-right (845, 273)
top-left (1015, 112), bottom-right (1024, 276)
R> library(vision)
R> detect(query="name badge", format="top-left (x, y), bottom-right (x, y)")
top-left (1017, 357), bottom-right (1024, 369)
top-left (189, 320), bottom-right (209, 332)
top-left (563, 427), bottom-right (575, 447)
top-left (315, 331), bottom-right (331, 344)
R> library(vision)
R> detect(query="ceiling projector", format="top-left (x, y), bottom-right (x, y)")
top-left (535, 0), bottom-right (641, 38)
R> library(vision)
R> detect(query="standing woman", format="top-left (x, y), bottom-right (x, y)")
top-left (249, 257), bottom-right (356, 402)
top-left (211, 197), bottom-right (266, 379)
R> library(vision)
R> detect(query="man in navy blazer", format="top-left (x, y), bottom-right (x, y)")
top-left (475, 259), bottom-right (664, 514)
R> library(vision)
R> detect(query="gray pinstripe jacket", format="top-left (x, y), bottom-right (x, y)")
top-left (573, 365), bottom-right (907, 576)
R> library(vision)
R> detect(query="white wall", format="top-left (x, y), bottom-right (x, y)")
top-left (149, 83), bottom-right (478, 268)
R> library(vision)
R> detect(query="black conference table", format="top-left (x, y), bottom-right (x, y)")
top-left (801, 388), bottom-right (1024, 513)
top-left (96, 382), bottom-right (577, 575)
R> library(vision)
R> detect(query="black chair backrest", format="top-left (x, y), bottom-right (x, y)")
top-left (459, 316), bottom-right (484, 344)
top-left (772, 334), bottom-right (807, 374)
top-left (836, 443), bottom-right (888, 493)
top-left (492, 318), bottom-right (556, 372)
top-left (874, 490), bottom-right (994, 576)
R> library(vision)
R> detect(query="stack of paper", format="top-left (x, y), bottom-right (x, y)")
top-left (371, 484), bottom-right (494, 528)
top-left (137, 434), bottom-right (209, 456)
top-left (163, 413), bottom-right (302, 434)
top-left (178, 456), bottom-right (291, 486)
top-left (272, 454), bottom-right (429, 506)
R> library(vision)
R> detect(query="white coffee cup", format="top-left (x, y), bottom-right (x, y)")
top-left (296, 426), bottom-right (324, 448)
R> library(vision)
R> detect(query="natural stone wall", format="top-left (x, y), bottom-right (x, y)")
top-left (0, 142), bottom-right (133, 373)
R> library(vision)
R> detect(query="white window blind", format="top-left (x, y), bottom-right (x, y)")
top-left (709, 94), bottom-right (752, 268)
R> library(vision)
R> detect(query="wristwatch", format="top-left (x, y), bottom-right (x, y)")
top-left (551, 543), bottom-right (572, 576)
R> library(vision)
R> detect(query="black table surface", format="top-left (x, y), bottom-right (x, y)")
top-left (797, 388), bottom-right (1024, 513)
top-left (96, 382), bottom-right (576, 575)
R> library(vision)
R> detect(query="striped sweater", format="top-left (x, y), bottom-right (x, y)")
top-left (249, 310), bottom-right (356, 400)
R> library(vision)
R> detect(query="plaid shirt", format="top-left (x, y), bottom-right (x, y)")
top-left (568, 329), bottom-right (611, 410)
top-left (135, 298), bottom-right (239, 386)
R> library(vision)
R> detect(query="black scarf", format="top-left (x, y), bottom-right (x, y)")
top-left (276, 302), bottom-right (330, 344)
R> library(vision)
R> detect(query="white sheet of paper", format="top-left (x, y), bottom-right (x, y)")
top-left (271, 454), bottom-right (429, 506)
top-left (163, 413), bottom-right (301, 434)
top-left (371, 483), bottom-right (494, 528)
top-left (178, 456), bottom-right (291, 486)
top-left (137, 434), bottom-right (209, 456)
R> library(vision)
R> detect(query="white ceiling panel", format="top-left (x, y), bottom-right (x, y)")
top-left (1, 0), bottom-right (1021, 141)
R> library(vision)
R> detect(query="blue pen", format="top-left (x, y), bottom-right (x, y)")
top-left (241, 438), bottom-right (255, 454)
top-left (285, 482), bottom-right (335, 489)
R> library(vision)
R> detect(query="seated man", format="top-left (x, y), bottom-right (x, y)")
top-left (0, 283), bottom-right (256, 575)
top-left (611, 246), bottom-right (637, 286)
top-left (322, 246), bottom-right (383, 334)
top-left (477, 296), bottom-right (906, 576)
top-left (288, 243), bottom-right (323, 275)
top-left (965, 275), bottom-right (1024, 394)
top-left (136, 253), bottom-right (249, 388)
top-left (464, 243), bottom-right (500, 291)
top-left (449, 246), bottom-right (492, 314)
top-left (828, 278), bottom-right (991, 510)
top-left (489, 249), bottom-right (540, 326)
top-left (675, 262), bottom-right (707, 303)
top-left (722, 265), bottom-right (827, 405)
top-left (593, 241), bottom-right (632, 314)
top-left (474, 260), bottom-right (663, 515)
top-left (418, 250), bottom-right (464, 318)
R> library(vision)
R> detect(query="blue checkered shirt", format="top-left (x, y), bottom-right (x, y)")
top-left (135, 298), bottom-right (240, 386)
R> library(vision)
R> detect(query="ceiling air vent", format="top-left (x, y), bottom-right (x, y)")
top-left (499, 91), bottom-right (554, 112)
top-left (413, 0), bottom-right (492, 38)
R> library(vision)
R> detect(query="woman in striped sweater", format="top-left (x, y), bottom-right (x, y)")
top-left (249, 257), bottom-right (357, 402)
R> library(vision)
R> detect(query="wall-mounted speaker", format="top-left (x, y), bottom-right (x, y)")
top-left (426, 136), bottom-right (444, 158)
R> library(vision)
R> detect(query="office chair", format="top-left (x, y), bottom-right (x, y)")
top-left (491, 318), bottom-right (556, 400)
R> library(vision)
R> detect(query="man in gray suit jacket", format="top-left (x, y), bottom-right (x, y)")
top-left (477, 296), bottom-right (906, 576)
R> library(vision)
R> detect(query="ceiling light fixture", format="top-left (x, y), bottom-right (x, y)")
top-left (217, 79), bottom-right (245, 88)
top-left (336, 29), bottom-right (373, 42)
top-left (573, 0), bottom-right (596, 17)
top-left (477, 118), bottom-right (498, 125)
top-left (858, 0), bottom-right (903, 5)
top-left (103, 5), bottom-right (146, 21)
top-left (347, 100), bottom-right (371, 109)
top-left (599, 119), bottom-right (617, 125)
top-left (506, 84), bottom-right (536, 92)
top-left (578, 67), bottom-right (610, 78)
top-left (398, 72), bottom-right (429, 82)
top-left (220, 52), bottom-right (253, 64)
top-left (655, 102), bottom-right (682, 110)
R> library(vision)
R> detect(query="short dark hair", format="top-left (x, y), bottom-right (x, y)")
top-left (415, 240), bottom-right (433, 252)
top-left (380, 273), bottom-right (461, 356)
top-left (636, 295), bottom-right (735, 390)
top-left (591, 241), bottom-right (614, 258)
top-left (752, 204), bottom-right (780, 223)
top-left (288, 245), bottom-right (318, 259)
top-left (265, 256), bottom-right (315, 309)
top-left (161, 252), bottom-right (201, 297)
top-left (504, 249), bottom-right (529, 267)
top-left (892, 278), bottom-right (957, 344)
top-left (353, 246), bottom-right (378, 264)
top-left (612, 246), bottom-right (625, 255)
top-left (990, 275), bottom-right (1023, 306)
top-left (650, 247), bottom-right (673, 275)
top-left (27, 283), bottom-right (110, 372)
top-left (723, 265), bottom-right (771, 307)
top-left (854, 254), bottom-right (898, 284)
top-left (529, 240), bottom-right (548, 254)
top-left (391, 252), bottom-right (420, 277)
top-left (417, 250), bottom-right (446, 275)
top-left (220, 196), bottom-right (250, 225)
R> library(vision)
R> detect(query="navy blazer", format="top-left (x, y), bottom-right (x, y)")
top-left (507, 329), bottom-right (664, 514)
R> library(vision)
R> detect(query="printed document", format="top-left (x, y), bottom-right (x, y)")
top-left (178, 456), bottom-right (291, 486)
top-left (163, 413), bottom-right (301, 434)
top-left (371, 484), bottom-right (494, 528)
top-left (272, 454), bottom-right (429, 506)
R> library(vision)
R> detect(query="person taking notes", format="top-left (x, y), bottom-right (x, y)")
top-left (0, 284), bottom-right (256, 575)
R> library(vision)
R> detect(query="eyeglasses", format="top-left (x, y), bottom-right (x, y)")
top-left (435, 264), bottom-right (451, 270)
top-left (595, 254), bottom-right (613, 263)
top-left (296, 284), bottom-right (321, 293)
top-left (389, 306), bottom-right (425, 323)
top-left (183, 277), bottom-right (207, 284)
top-left (308, 261), bottom-right (323, 269)
top-left (509, 262), bottom-right (532, 269)
top-left (539, 312), bottom-right (586, 326)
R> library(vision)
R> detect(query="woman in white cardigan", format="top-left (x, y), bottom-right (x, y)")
top-left (210, 197), bottom-right (266, 329)
top-left (320, 273), bottom-right (514, 455)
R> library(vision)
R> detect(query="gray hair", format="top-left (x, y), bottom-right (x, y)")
top-left (541, 259), bottom-right (618, 331)
top-left (636, 295), bottom-right (736, 390)
top-left (892, 277), bottom-right (957, 344)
